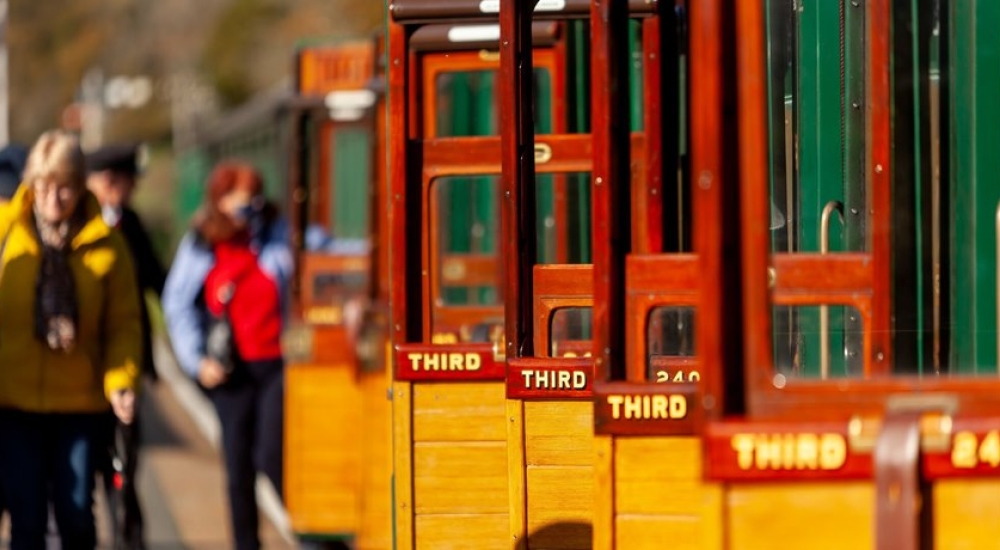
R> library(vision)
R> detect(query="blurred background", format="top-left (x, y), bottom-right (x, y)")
top-left (6, 0), bottom-right (384, 261)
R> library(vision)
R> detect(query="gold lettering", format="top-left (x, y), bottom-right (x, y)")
top-left (572, 370), bottom-right (586, 389)
top-left (755, 435), bottom-right (782, 470)
top-left (732, 434), bottom-right (756, 470)
top-left (465, 353), bottom-right (481, 371)
top-left (980, 431), bottom-right (1000, 467)
top-left (608, 395), bottom-right (624, 419)
top-left (669, 395), bottom-right (687, 418)
top-left (624, 395), bottom-right (643, 419)
top-left (558, 370), bottom-right (571, 388)
top-left (782, 434), bottom-right (796, 470)
top-left (424, 353), bottom-right (439, 370)
top-left (407, 353), bottom-right (422, 371)
top-left (730, 432), bottom-right (845, 471)
top-left (819, 434), bottom-right (847, 470)
top-left (449, 353), bottom-right (462, 370)
top-left (651, 395), bottom-right (669, 419)
top-left (521, 370), bottom-right (533, 388)
top-left (795, 433), bottom-right (819, 469)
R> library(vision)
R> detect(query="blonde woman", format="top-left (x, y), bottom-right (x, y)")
top-left (0, 130), bottom-right (141, 550)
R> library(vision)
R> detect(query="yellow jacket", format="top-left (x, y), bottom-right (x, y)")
top-left (0, 183), bottom-right (141, 412)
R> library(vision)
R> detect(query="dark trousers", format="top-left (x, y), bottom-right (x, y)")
top-left (0, 410), bottom-right (102, 550)
top-left (98, 410), bottom-right (144, 550)
top-left (208, 358), bottom-right (284, 550)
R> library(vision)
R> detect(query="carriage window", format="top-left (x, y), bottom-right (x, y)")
top-left (550, 307), bottom-right (593, 358)
top-left (330, 126), bottom-right (371, 240)
top-left (646, 306), bottom-right (696, 382)
top-left (311, 270), bottom-right (368, 307)
top-left (772, 305), bottom-right (864, 379)
top-left (433, 176), bottom-right (500, 307)
top-left (434, 69), bottom-right (553, 137)
top-left (766, 0), bottom-right (866, 255)
top-left (536, 171), bottom-right (592, 265)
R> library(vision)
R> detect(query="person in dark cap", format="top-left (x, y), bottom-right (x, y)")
top-left (85, 143), bottom-right (164, 550)
top-left (0, 143), bottom-right (28, 207)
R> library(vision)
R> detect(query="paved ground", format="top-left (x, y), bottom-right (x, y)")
top-left (0, 376), bottom-right (294, 550)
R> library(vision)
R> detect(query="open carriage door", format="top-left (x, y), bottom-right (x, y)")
top-left (703, 0), bottom-right (1000, 548)
top-left (387, 4), bottom-right (568, 547)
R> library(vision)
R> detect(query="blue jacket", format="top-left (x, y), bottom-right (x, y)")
top-left (162, 218), bottom-right (293, 378)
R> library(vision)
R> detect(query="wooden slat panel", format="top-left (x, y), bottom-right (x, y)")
top-left (616, 478), bottom-right (710, 516)
top-left (357, 370), bottom-right (393, 550)
top-left (508, 399), bottom-right (527, 545)
top-left (415, 514), bottom-right (509, 550)
top-left (526, 467), bottom-right (593, 549)
top-left (413, 442), bottom-right (509, 514)
top-left (285, 364), bottom-right (363, 535)
top-left (412, 382), bottom-right (507, 441)
top-left (524, 401), bottom-right (593, 466)
top-left (288, 491), bottom-right (359, 535)
top-left (934, 479), bottom-right (1000, 549)
top-left (392, 381), bottom-right (414, 550)
top-left (615, 437), bottom-right (702, 481)
top-left (593, 436), bottom-right (614, 550)
top-left (727, 483), bottom-right (873, 550)
top-left (615, 516), bottom-right (700, 550)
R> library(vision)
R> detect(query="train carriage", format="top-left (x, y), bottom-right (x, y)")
top-left (490, 0), bottom-right (1000, 548)
top-left (386, 6), bottom-right (579, 547)
top-left (280, 39), bottom-right (391, 549)
top-left (496, 2), bottom-right (676, 549)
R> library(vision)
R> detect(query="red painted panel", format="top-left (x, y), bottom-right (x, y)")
top-left (592, 381), bottom-right (699, 435)
top-left (704, 420), bottom-right (871, 482)
top-left (507, 358), bottom-right (593, 399)
top-left (924, 417), bottom-right (1000, 480)
top-left (394, 343), bottom-right (505, 381)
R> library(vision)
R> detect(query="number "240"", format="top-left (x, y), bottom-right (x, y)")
top-left (951, 430), bottom-right (1000, 469)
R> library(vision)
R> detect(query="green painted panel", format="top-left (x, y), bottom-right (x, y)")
top-left (949, 0), bottom-right (1000, 373)
top-left (331, 127), bottom-right (371, 240)
top-left (795, 0), bottom-right (849, 377)
top-left (174, 149), bottom-right (212, 229)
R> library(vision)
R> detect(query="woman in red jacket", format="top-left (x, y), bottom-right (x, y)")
top-left (163, 162), bottom-right (291, 550)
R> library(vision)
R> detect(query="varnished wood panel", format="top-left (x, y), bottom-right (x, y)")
top-left (613, 438), bottom-right (715, 516)
top-left (415, 514), bottom-right (509, 550)
top-left (413, 441), bottom-right (509, 514)
top-left (593, 436), bottom-right (614, 550)
top-left (526, 467), bottom-right (593, 549)
top-left (934, 479), bottom-right (1000, 549)
top-left (507, 399), bottom-right (527, 548)
top-left (285, 363), bottom-right (363, 535)
top-left (615, 437), bottom-right (702, 483)
top-left (524, 401), bottom-right (593, 466)
top-left (391, 381), bottom-right (414, 550)
top-left (412, 382), bottom-right (507, 441)
top-left (357, 369), bottom-right (393, 550)
top-left (615, 516), bottom-right (700, 550)
top-left (726, 483), bottom-right (873, 550)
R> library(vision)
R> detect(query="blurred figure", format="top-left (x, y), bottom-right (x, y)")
top-left (0, 143), bottom-right (28, 209)
top-left (163, 161), bottom-right (291, 550)
top-left (0, 130), bottom-right (141, 550)
top-left (0, 142), bottom-right (27, 527)
top-left (85, 143), bottom-right (165, 550)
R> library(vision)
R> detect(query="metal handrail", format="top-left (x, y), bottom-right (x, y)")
top-left (820, 200), bottom-right (845, 379)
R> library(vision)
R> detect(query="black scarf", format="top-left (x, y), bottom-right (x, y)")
top-left (32, 206), bottom-right (80, 353)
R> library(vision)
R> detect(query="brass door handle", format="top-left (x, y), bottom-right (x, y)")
top-left (820, 201), bottom-right (844, 379)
